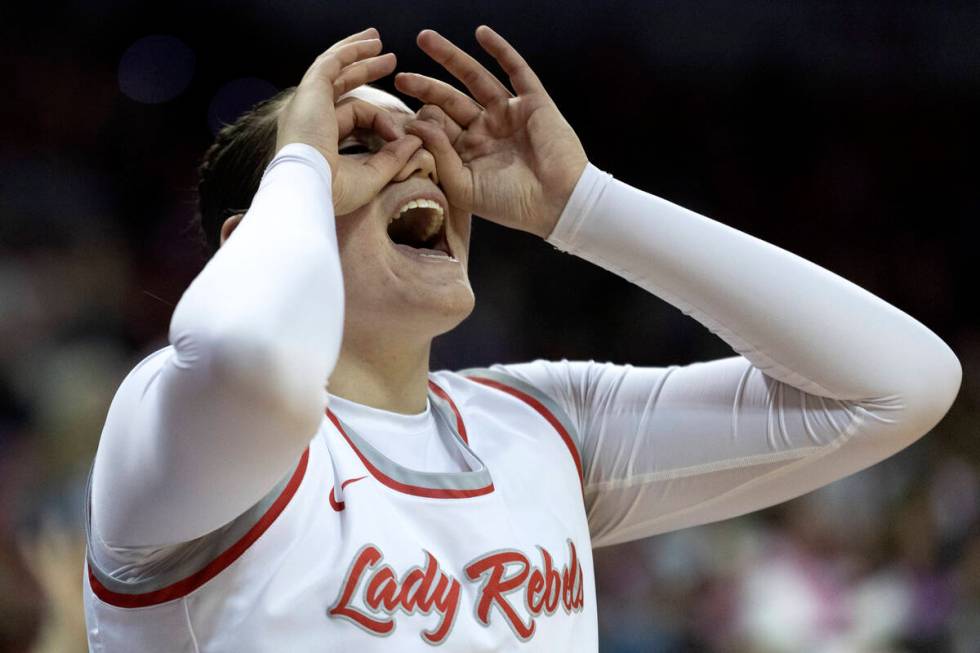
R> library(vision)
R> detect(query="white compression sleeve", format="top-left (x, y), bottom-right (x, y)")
top-left (500, 163), bottom-right (961, 547)
top-left (91, 144), bottom-right (343, 548)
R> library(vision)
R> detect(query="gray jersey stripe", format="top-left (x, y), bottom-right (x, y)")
top-left (329, 386), bottom-right (493, 493)
top-left (86, 451), bottom-right (302, 597)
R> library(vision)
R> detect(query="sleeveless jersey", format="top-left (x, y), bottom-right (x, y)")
top-left (83, 369), bottom-right (598, 652)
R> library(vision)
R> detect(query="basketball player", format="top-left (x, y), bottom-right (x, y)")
top-left (82, 26), bottom-right (960, 651)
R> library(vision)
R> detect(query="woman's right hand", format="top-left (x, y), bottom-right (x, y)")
top-left (276, 28), bottom-right (423, 215)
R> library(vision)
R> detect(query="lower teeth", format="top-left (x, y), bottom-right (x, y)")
top-left (419, 251), bottom-right (456, 261)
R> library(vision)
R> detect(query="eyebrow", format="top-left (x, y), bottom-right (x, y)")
top-left (340, 128), bottom-right (387, 150)
top-left (343, 128), bottom-right (383, 140)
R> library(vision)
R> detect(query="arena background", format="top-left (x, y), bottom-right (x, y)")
top-left (2, 1), bottom-right (978, 651)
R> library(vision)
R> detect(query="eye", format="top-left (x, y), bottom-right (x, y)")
top-left (339, 142), bottom-right (372, 156)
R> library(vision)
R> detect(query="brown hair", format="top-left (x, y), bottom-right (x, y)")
top-left (194, 87), bottom-right (295, 254)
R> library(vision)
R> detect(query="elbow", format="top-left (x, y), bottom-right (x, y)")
top-left (918, 340), bottom-right (962, 430)
top-left (891, 338), bottom-right (962, 441)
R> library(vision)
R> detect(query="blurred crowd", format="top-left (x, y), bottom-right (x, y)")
top-left (2, 1), bottom-right (978, 651)
top-left (595, 452), bottom-right (980, 652)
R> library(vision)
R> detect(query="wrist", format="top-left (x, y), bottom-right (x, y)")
top-left (545, 162), bottom-right (614, 252)
top-left (536, 158), bottom-right (589, 240)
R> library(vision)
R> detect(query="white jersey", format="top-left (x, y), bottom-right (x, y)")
top-left (83, 144), bottom-right (960, 651)
top-left (86, 369), bottom-right (594, 651)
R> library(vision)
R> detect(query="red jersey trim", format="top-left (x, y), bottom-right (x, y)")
top-left (326, 409), bottom-right (495, 500)
top-left (88, 448), bottom-right (310, 608)
top-left (467, 376), bottom-right (584, 487)
top-left (428, 380), bottom-right (468, 443)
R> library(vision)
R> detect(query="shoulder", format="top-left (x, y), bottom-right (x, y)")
top-left (430, 366), bottom-right (546, 402)
top-left (432, 362), bottom-right (595, 419)
top-left (432, 367), bottom-right (584, 478)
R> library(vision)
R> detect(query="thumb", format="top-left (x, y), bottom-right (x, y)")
top-left (333, 136), bottom-right (422, 215)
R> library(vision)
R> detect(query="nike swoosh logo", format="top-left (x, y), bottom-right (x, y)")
top-left (329, 476), bottom-right (367, 512)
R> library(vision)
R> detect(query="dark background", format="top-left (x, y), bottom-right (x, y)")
top-left (2, 1), bottom-right (978, 651)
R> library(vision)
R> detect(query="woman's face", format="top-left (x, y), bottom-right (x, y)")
top-left (219, 87), bottom-right (475, 346)
top-left (332, 87), bottom-right (475, 344)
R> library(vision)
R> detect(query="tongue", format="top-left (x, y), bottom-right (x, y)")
top-left (388, 208), bottom-right (439, 248)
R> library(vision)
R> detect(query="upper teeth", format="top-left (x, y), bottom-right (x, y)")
top-left (391, 198), bottom-right (444, 222)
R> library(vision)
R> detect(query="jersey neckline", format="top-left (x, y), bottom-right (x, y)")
top-left (326, 379), bottom-right (495, 499)
top-left (326, 393), bottom-right (433, 433)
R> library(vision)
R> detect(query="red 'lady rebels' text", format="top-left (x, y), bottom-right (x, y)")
top-left (328, 540), bottom-right (585, 645)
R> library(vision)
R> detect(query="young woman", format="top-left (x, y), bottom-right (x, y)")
top-left (83, 26), bottom-right (960, 652)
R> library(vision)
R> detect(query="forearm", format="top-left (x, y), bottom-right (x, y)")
top-left (548, 164), bottom-right (960, 416)
top-left (532, 165), bottom-right (961, 545)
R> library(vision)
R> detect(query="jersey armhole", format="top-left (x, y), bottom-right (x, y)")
top-left (85, 448), bottom-right (309, 608)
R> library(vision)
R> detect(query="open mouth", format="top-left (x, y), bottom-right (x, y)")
top-left (386, 198), bottom-right (455, 260)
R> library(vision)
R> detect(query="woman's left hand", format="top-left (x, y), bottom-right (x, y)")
top-left (395, 26), bottom-right (588, 238)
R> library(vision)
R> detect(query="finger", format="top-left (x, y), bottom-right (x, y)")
top-left (416, 29), bottom-right (511, 106)
top-left (333, 52), bottom-right (397, 96)
top-left (394, 73), bottom-right (482, 126)
top-left (359, 135), bottom-right (424, 189)
top-left (416, 104), bottom-right (463, 142)
top-left (309, 39), bottom-right (383, 83)
top-left (335, 98), bottom-right (401, 141)
top-left (404, 119), bottom-right (471, 202)
top-left (329, 27), bottom-right (380, 50)
top-left (474, 25), bottom-right (544, 96)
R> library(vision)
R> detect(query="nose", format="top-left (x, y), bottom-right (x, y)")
top-left (392, 144), bottom-right (439, 184)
